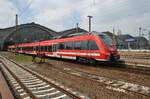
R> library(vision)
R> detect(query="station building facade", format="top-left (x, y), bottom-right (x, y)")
top-left (0, 22), bottom-right (58, 50)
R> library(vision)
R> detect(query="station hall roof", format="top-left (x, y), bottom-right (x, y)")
top-left (0, 22), bottom-right (58, 50)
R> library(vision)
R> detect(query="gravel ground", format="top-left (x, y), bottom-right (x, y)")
top-left (119, 51), bottom-right (150, 65)
top-left (1, 52), bottom-right (150, 99)
top-left (119, 51), bottom-right (150, 59)
top-left (45, 59), bottom-right (150, 87)
top-left (22, 62), bottom-right (149, 99)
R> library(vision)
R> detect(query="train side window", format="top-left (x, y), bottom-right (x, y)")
top-left (30, 47), bottom-right (33, 51)
top-left (88, 40), bottom-right (99, 50)
top-left (41, 46), bottom-right (46, 51)
top-left (59, 43), bottom-right (64, 50)
top-left (43, 46), bottom-right (46, 51)
top-left (35, 46), bottom-right (38, 51)
top-left (74, 41), bottom-right (82, 50)
top-left (48, 46), bottom-right (52, 52)
top-left (41, 46), bottom-right (43, 51)
top-left (38, 46), bottom-right (41, 51)
top-left (65, 42), bottom-right (73, 50)
top-left (46, 46), bottom-right (49, 51)
top-left (45, 46), bottom-right (48, 51)
top-left (52, 44), bottom-right (59, 52)
top-left (33, 47), bottom-right (35, 51)
top-left (81, 41), bottom-right (88, 50)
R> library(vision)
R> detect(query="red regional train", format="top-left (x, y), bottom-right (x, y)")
top-left (8, 32), bottom-right (120, 62)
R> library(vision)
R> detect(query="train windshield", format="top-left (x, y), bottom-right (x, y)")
top-left (99, 34), bottom-right (113, 46)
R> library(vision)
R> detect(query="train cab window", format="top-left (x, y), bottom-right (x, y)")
top-left (88, 40), bottom-right (99, 50)
top-left (99, 34), bottom-right (113, 46)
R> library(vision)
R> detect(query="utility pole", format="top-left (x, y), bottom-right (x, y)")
top-left (113, 28), bottom-right (116, 45)
top-left (15, 14), bottom-right (18, 43)
top-left (138, 27), bottom-right (142, 50)
top-left (76, 23), bottom-right (79, 32)
top-left (15, 14), bottom-right (18, 54)
top-left (87, 15), bottom-right (93, 32)
top-left (149, 31), bottom-right (150, 49)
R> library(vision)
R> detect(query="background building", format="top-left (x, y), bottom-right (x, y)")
top-left (0, 22), bottom-right (58, 50)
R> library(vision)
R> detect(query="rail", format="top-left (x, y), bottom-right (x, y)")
top-left (0, 56), bottom-right (89, 99)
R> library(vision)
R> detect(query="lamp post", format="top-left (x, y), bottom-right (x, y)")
top-left (138, 27), bottom-right (142, 50)
top-left (149, 31), bottom-right (150, 49)
top-left (87, 15), bottom-right (93, 32)
top-left (76, 23), bottom-right (79, 32)
top-left (15, 14), bottom-right (18, 54)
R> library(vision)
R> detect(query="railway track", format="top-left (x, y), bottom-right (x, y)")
top-left (0, 56), bottom-right (89, 99)
top-left (43, 62), bottom-right (150, 97)
top-left (47, 57), bottom-right (150, 75)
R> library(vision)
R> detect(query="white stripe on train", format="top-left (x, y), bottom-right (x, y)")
top-left (56, 52), bottom-right (100, 56)
top-left (25, 51), bottom-right (106, 60)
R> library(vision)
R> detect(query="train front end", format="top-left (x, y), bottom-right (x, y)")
top-left (96, 32), bottom-right (120, 61)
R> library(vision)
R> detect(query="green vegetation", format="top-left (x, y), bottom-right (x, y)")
top-left (14, 54), bottom-right (32, 62)
top-left (14, 54), bottom-right (40, 62)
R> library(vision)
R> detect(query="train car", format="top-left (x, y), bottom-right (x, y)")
top-left (8, 45), bottom-right (15, 52)
top-left (8, 32), bottom-right (120, 62)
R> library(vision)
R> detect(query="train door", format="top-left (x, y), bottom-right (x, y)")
top-left (52, 43), bottom-right (59, 57)
top-left (87, 40), bottom-right (91, 58)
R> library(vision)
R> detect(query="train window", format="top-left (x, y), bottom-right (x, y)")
top-left (45, 46), bottom-right (48, 51)
top-left (46, 46), bottom-right (49, 51)
top-left (99, 34), bottom-right (113, 46)
top-left (52, 44), bottom-right (59, 52)
top-left (30, 47), bottom-right (33, 51)
top-left (31, 47), bottom-right (33, 51)
top-left (41, 46), bottom-right (47, 51)
top-left (74, 41), bottom-right (82, 50)
top-left (41, 46), bottom-right (44, 51)
top-left (35, 46), bottom-right (38, 51)
top-left (16, 47), bottom-right (20, 50)
top-left (33, 47), bottom-right (36, 51)
top-left (48, 46), bottom-right (52, 52)
top-left (81, 41), bottom-right (88, 50)
top-left (88, 40), bottom-right (99, 50)
top-left (65, 42), bottom-right (73, 50)
top-left (59, 43), bottom-right (64, 50)
top-left (74, 41), bottom-right (89, 50)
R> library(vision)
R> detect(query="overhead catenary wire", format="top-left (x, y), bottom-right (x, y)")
top-left (19, 0), bottom-right (34, 17)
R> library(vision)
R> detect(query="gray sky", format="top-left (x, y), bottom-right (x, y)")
top-left (0, 0), bottom-right (150, 38)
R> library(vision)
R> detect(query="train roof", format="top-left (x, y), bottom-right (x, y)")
top-left (10, 31), bottom-right (108, 47)
top-left (56, 32), bottom-right (88, 39)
